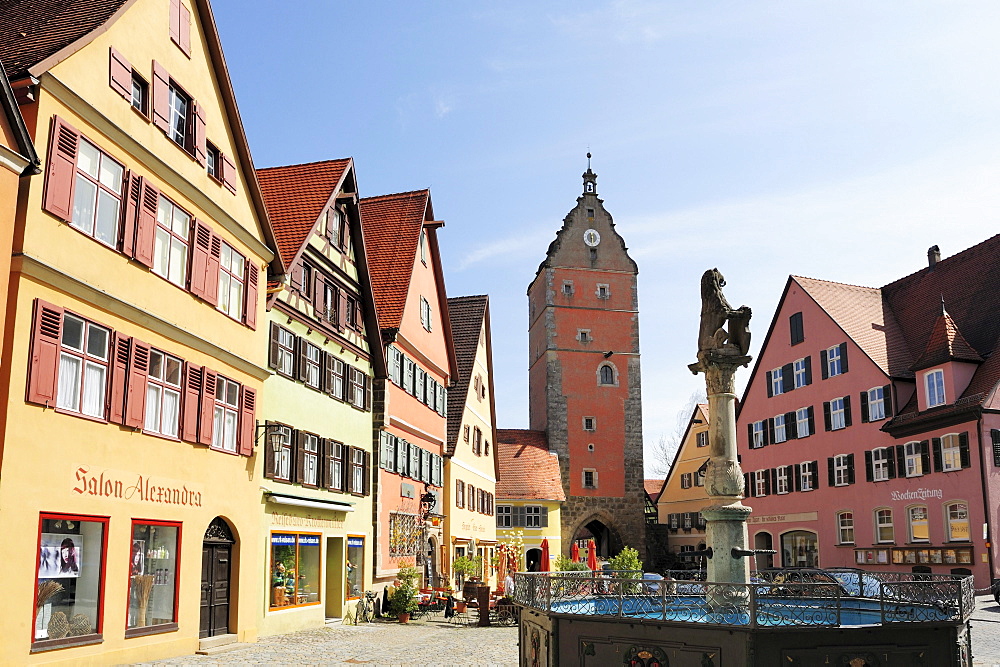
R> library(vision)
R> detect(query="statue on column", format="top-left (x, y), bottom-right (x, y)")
top-left (695, 268), bottom-right (752, 360)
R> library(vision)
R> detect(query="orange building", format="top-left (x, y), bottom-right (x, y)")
top-left (361, 190), bottom-right (457, 590)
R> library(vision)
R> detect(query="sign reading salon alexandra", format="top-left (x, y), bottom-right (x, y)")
top-left (72, 465), bottom-right (203, 507)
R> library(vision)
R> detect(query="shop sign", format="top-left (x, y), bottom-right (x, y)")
top-left (299, 535), bottom-right (321, 546)
top-left (272, 534), bottom-right (297, 545)
top-left (460, 519), bottom-right (487, 534)
top-left (269, 511), bottom-right (344, 529)
top-left (72, 465), bottom-right (202, 507)
top-left (348, 537), bottom-right (364, 548)
top-left (890, 488), bottom-right (942, 501)
top-left (749, 512), bottom-right (818, 525)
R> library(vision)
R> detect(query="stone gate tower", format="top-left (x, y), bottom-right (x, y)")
top-left (527, 158), bottom-right (647, 561)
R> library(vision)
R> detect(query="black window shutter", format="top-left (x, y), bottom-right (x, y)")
top-left (804, 356), bottom-right (813, 385)
top-left (920, 441), bottom-right (931, 475)
top-left (896, 445), bottom-right (906, 475)
top-left (785, 412), bottom-right (797, 439)
top-left (782, 363), bottom-right (794, 392)
top-left (808, 406), bottom-right (816, 435)
top-left (297, 337), bottom-right (309, 382)
top-left (847, 454), bottom-right (855, 484)
top-left (770, 468), bottom-right (778, 493)
top-left (766, 371), bottom-right (773, 398)
top-left (263, 421), bottom-right (276, 479)
top-left (932, 438), bottom-right (943, 472)
top-left (294, 430), bottom-right (306, 483)
top-left (763, 471), bottom-right (771, 495)
top-left (883, 384), bottom-right (892, 418)
top-left (959, 432), bottom-right (971, 469)
top-left (767, 418), bottom-right (776, 444)
top-left (811, 461), bottom-right (820, 488)
top-left (823, 402), bottom-right (832, 431)
top-left (993, 429), bottom-right (1000, 467)
top-left (763, 421), bottom-right (770, 446)
top-left (864, 450), bottom-right (874, 482)
top-left (747, 423), bottom-right (754, 448)
top-left (268, 322), bottom-right (280, 370)
top-left (820, 349), bottom-right (829, 380)
top-left (793, 464), bottom-right (801, 491)
top-left (839, 343), bottom-right (849, 373)
top-left (363, 450), bottom-right (371, 496)
top-left (843, 395), bottom-right (852, 427)
top-left (743, 473), bottom-right (751, 497)
top-left (860, 391), bottom-right (869, 423)
top-left (341, 446), bottom-right (351, 491)
top-left (827, 458), bottom-right (835, 487)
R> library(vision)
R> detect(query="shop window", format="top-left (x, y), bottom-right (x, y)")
top-left (34, 514), bottom-right (109, 648)
top-left (346, 537), bottom-right (364, 600)
top-left (780, 530), bottom-right (818, 568)
top-left (269, 533), bottom-right (321, 609)
top-left (127, 521), bottom-right (180, 635)
top-left (947, 502), bottom-right (970, 541)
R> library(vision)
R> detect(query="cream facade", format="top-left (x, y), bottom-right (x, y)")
top-left (0, 0), bottom-right (275, 662)
top-left (657, 404), bottom-right (712, 566)
top-left (497, 501), bottom-right (563, 572)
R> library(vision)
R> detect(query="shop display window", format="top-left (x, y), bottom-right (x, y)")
top-left (127, 521), bottom-right (180, 635)
top-left (269, 533), bottom-right (321, 609)
top-left (346, 536), bottom-right (364, 600)
top-left (33, 514), bottom-right (109, 648)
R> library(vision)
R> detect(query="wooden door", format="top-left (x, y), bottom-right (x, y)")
top-left (199, 543), bottom-right (231, 638)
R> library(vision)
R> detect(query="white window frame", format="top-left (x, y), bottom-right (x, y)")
top-left (925, 369), bottom-right (945, 407)
top-left (793, 358), bottom-right (807, 388)
top-left (941, 434), bottom-right (962, 472)
top-left (754, 470), bottom-right (767, 497)
top-left (830, 397), bottom-right (846, 430)
top-left (272, 425), bottom-right (292, 481)
top-left (752, 420), bottom-right (766, 448)
top-left (946, 502), bottom-right (969, 542)
top-left (583, 416), bottom-right (596, 432)
top-left (775, 467), bottom-right (789, 494)
top-left (904, 441), bottom-right (923, 477)
top-left (57, 314), bottom-right (111, 418)
top-left (908, 505), bottom-right (929, 543)
top-left (304, 342), bottom-right (321, 390)
top-left (770, 367), bottom-right (784, 396)
top-left (680, 473), bottom-right (692, 489)
top-left (212, 375), bottom-right (239, 453)
top-left (525, 506), bottom-right (542, 528)
top-left (596, 284), bottom-right (610, 299)
top-left (827, 345), bottom-right (842, 377)
top-left (167, 83), bottom-right (189, 146)
top-left (773, 414), bottom-right (787, 443)
top-left (796, 407), bottom-right (810, 438)
top-left (153, 195), bottom-right (190, 287)
top-left (275, 327), bottom-right (295, 376)
top-left (875, 508), bottom-right (894, 543)
top-left (303, 433), bottom-right (320, 486)
top-left (71, 139), bottom-right (125, 248)
top-left (583, 469), bottom-right (598, 489)
top-left (497, 505), bottom-right (512, 528)
top-left (696, 431), bottom-right (709, 448)
top-left (867, 386), bottom-right (885, 421)
top-left (837, 511), bottom-right (855, 544)
top-left (144, 348), bottom-right (182, 438)
top-left (872, 447), bottom-right (891, 482)
top-left (799, 461), bottom-right (813, 491)
top-left (420, 296), bottom-right (432, 331)
top-left (833, 454), bottom-right (850, 487)
top-left (217, 241), bottom-right (245, 321)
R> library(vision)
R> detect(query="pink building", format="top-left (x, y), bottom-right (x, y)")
top-left (738, 239), bottom-right (1000, 588)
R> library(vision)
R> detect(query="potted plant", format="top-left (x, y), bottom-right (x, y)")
top-left (452, 555), bottom-right (483, 601)
top-left (389, 565), bottom-right (419, 623)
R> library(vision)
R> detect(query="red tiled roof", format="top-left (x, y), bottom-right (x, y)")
top-left (256, 159), bottom-right (350, 271)
top-left (496, 429), bottom-right (565, 501)
top-left (0, 0), bottom-right (130, 79)
top-left (910, 308), bottom-right (983, 371)
top-left (794, 275), bottom-right (911, 377)
top-left (359, 191), bottom-right (429, 331)
top-left (445, 295), bottom-right (488, 454)
top-left (644, 479), bottom-right (665, 502)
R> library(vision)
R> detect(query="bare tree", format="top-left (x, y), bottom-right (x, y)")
top-left (645, 391), bottom-right (706, 477)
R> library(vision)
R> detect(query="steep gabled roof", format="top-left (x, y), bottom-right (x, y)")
top-left (644, 479), bottom-right (665, 503)
top-left (0, 0), bottom-right (132, 79)
top-left (445, 294), bottom-right (488, 454)
top-left (496, 429), bottom-right (565, 501)
top-left (256, 159), bottom-right (351, 272)
top-left (359, 190), bottom-right (431, 332)
top-left (910, 308), bottom-right (983, 371)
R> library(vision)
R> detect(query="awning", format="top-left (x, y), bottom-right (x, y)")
top-left (452, 536), bottom-right (473, 544)
top-left (476, 539), bottom-right (498, 546)
top-left (265, 492), bottom-right (354, 513)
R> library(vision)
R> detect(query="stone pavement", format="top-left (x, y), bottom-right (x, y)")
top-left (137, 617), bottom-right (518, 667)
top-left (972, 595), bottom-right (1000, 666)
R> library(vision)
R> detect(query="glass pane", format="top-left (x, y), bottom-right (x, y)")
top-left (144, 384), bottom-right (161, 432)
top-left (229, 282), bottom-right (243, 318)
top-left (82, 362), bottom-right (106, 418)
top-left (297, 535), bottom-right (321, 603)
top-left (215, 377), bottom-right (225, 401)
top-left (220, 243), bottom-right (232, 271)
top-left (217, 273), bottom-right (230, 313)
top-left (226, 381), bottom-right (238, 406)
top-left (72, 176), bottom-right (96, 233)
top-left (224, 409), bottom-right (237, 451)
top-left (128, 523), bottom-right (179, 628)
top-left (57, 354), bottom-right (82, 411)
top-left (172, 207), bottom-right (190, 238)
top-left (212, 406), bottom-right (224, 449)
top-left (77, 141), bottom-right (100, 178)
top-left (99, 156), bottom-right (123, 191)
top-left (169, 237), bottom-right (186, 286)
top-left (231, 251), bottom-right (244, 276)
top-left (164, 357), bottom-right (181, 386)
top-left (94, 191), bottom-right (119, 246)
top-left (148, 350), bottom-right (163, 381)
top-left (35, 518), bottom-right (106, 641)
top-left (154, 227), bottom-right (169, 278)
top-left (157, 198), bottom-right (171, 227)
top-left (270, 535), bottom-right (296, 608)
top-left (86, 324), bottom-right (108, 360)
top-left (161, 389), bottom-right (179, 438)
top-left (62, 316), bottom-right (84, 350)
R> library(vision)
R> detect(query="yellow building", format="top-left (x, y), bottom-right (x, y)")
top-left (657, 404), bottom-right (712, 567)
top-left (496, 430), bottom-right (565, 571)
top-left (444, 295), bottom-right (499, 587)
top-left (256, 159), bottom-right (382, 632)
top-left (0, 0), bottom-right (277, 662)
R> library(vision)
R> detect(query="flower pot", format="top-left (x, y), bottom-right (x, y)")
top-left (455, 602), bottom-right (467, 613)
top-left (397, 612), bottom-right (411, 623)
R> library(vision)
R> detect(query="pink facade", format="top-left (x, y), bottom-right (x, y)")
top-left (739, 271), bottom-right (994, 587)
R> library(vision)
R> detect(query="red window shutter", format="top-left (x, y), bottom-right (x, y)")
top-left (121, 171), bottom-right (141, 256)
top-left (268, 322), bottom-right (281, 370)
top-left (190, 101), bottom-right (206, 165)
top-left (354, 301), bottom-right (363, 331)
top-left (181, 362), bottom-right (202, 442)
top-left (313, 273), bottom-right (325, 320)
top-left (107, 334), bottom-right (131, 424)
top-left (204, 234), bottom-right (221, 306)
top-left (26, 299), bottom-right (64, 406)
top-left (151, 61), bottom-right (170, 132)
top-left (238, 386), bottom-right (255, 456)
top-left (221, 154), bottom-right (237, 194)
top-left (42, 116), bottom-right (80, 222)
top-left (199, 368), bottom-right (217, 446)
top-left (109, 47), bottom-right (132, 99)
top-left (133, 177), bottom-right (158, 267)
top-left (177, 2), bottom-right (192, 56)
top-left (243, 263), bottom-right (258, 329)
top-left (338, 291), bottom-right (349, 330)
top-left (188, 219), bottom-right (211, 298)
top-left (169, 0), bottom-right (180, 44)
top-left (124, 340), bottom-right (150, 428)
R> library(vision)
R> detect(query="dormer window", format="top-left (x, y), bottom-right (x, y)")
top-left (925, 369), bottom-right (945, 407)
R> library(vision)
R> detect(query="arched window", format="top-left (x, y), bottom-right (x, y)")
top-left (946, 502), bottom-right (970, 541)
top-left (874, 508), bottom-right (894, 543)
top-left (907, 505), bottom-right (929, 543)
top-left (836, 511), bottom-right (854, 544)
top-left (599, 364), bottom-right (615, 385)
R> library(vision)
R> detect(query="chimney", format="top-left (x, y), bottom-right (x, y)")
top-left (927, 245), bottom-right (940, 269)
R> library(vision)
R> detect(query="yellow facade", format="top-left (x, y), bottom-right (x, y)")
top-left (497, 501), bottom-right (563, 572)
top-left (656, 404), bottom-right (712, 564)
top-left (444, 309), bottom-right (498, 587)
top-left (0, 0), bottom-right (273, 663)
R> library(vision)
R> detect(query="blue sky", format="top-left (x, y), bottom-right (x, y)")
top-left (214, 1), bottom-right (1000, 473)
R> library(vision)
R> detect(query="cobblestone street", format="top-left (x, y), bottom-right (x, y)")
top-left (972, 595), bottom-right (1000, 667)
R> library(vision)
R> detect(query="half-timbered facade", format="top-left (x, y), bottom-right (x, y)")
top-left (0, 0), bottom-right (276, 661)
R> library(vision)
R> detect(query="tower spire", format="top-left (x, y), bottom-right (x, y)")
top-left (582, 152), bottom-right (597, 195)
